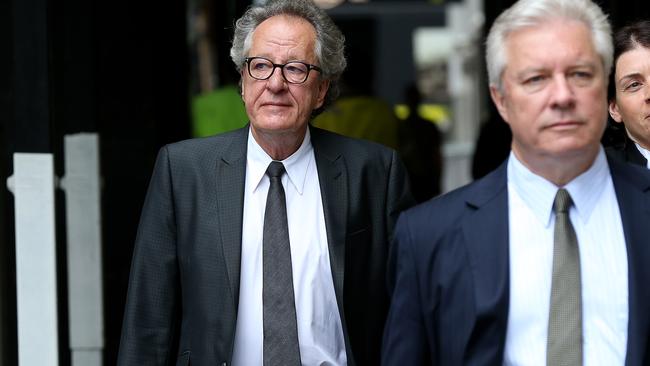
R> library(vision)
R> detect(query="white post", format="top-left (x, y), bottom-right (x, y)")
top-left (60, 133), bottom-right (104, 366)
top-left (442, 0), bottom-right (485, 192)
top-left (7, 153), bottom-right (59, 366)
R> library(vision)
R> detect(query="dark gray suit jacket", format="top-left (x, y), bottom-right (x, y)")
top-left (383, 154), bottom-right (650, 365)
top-left (117, 125), bottom-right (414, 366)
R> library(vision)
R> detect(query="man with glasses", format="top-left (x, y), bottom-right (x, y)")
top-left (117, 1), bottom-right (413, 365)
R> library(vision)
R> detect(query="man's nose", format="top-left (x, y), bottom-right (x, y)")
top-left (266, 66), bottom-right (288, 92)
top-left (550, 75), bottom-right (576, 110)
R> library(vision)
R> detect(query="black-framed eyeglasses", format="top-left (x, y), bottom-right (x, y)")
top-left (244, 56), bottom-right (322, 84)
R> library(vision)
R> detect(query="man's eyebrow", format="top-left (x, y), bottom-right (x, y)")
top-left (514, 67), bottom-right (547, 78)
top-left (514, 62), bottom-right (597, 76)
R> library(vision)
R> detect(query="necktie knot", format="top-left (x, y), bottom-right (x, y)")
top-left (553, 188), bottom-right (573, 214)
top-left (266, 161), bottom-right (286, 179)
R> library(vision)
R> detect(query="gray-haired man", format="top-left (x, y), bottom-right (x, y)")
top-left (117, 1), bottom-right (413, 365)
top-left (382, 0), bottom-right (650, 364)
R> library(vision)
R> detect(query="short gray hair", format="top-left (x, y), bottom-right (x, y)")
top-left (486, 0), bottom-right (612, 91)
top-left (230, 0), bottom-right (347, 113)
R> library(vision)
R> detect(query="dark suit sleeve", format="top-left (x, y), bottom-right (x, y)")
top-left (117, 146), bottom-right (181, 366)
top-left (382, 212), bottom-right (432, 365)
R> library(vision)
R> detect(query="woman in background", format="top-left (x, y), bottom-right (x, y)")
top-left (607, 20), bottom-right (650, 169)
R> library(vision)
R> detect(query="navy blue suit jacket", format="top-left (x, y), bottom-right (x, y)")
top-left (382, 155), bottom-right (650, 365)
top-left (606, 135), bottom-right (648, 169)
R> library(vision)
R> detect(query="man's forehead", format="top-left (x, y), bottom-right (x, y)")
top-left (253, 15), bottom-right (316, 40)
top-left (249, 15), bottom-right (317, 54)
top-left (506, 20), bottom-right (590, 43)
top-left (503, 22), bottom-right (600, 68)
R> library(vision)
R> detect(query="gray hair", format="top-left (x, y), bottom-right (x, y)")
top-left (486, 0), bottom-right (612, 91)
top-left (230, 0), bottom-right (347, 113)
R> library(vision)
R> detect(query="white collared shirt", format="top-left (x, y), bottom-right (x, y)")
top-left (232, 128), bottom-right (347, 366)
top-left (504, 148), bottom-right (628, 366)
top-left (634, 142), bottom-right (650, 169)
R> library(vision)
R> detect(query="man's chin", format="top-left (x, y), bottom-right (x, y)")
top-left (542, 143), bottom-right (600, 163)
top-left (251, 120), bottom-right (307, 136)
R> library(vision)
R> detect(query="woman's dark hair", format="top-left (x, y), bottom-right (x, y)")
top-left (608, 20), bottom-right (650, 101)
top-left (603, 20), bottom-right (650, 148)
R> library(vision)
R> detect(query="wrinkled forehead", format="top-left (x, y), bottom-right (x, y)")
top-left (249, 14), bottom-right (317, 53)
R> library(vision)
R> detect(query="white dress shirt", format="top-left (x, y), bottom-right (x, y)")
top-left (504, 148), bottom-right (628, 366)
top-left (634, 142), bottom-right (650, 169)
top-left (232, 128), bottom-right (347, 366)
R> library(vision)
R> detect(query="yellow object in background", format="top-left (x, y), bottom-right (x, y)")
top-left (394, 103), bottom-right (450, 127)
top-left (313, 96), bottom-right (400, 150)
top-left (192, 85), bottom-right (249, 137)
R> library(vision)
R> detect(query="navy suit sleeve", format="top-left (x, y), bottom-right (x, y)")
top-left (382, 211), bottom-right (432, 365)
top-left (117, 145), bottom-right (180, 366)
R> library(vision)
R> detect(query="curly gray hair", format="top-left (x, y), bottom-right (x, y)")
top-left (231, 0), bottom-right (346, 114)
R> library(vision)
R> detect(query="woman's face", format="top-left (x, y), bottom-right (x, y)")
top-left (609, 45), bottom-right (650, 149)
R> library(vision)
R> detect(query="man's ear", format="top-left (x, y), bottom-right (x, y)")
top-left (315, 79), bottom-right (330, 109)
top-left (608, 99), bottom-right (624, 123)
top-left (490, 84), bottom-right (510, 124)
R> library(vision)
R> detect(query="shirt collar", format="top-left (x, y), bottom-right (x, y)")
top-left (634, 142), bottom-right (650, 168)
top-left (247, 127), bottom-right (313, 195)
top-left (507, 146), bottom-right (610, 227)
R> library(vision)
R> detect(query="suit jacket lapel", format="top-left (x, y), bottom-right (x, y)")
top-left (624, 136), bottom-right (649, 167)
top-left (310, 126), bottom-right (348, 307)
top-left (461, 162), bottom-right (511, 362)
top-left (216, 126), bottom-right (248, 308)
top-left (310, 127), bottom-right (352, 357)
top-left (609, 157), bottom-right (650, 366)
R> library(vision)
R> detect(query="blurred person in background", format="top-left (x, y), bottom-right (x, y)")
top-left (398, 83), bottom-right (443, 202)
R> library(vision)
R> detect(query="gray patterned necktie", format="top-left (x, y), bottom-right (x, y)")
top-left (547, 188), bottom-right (582, 366)
top-left (263, 161), bottom-right (301, 366)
